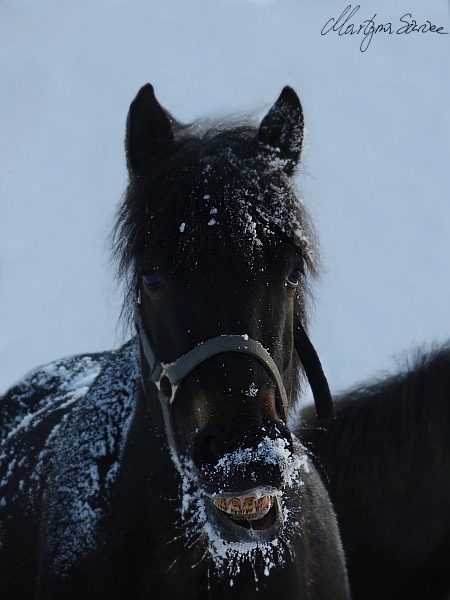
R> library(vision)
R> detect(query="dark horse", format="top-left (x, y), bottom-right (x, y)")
top-left (0, 85), bottom-right (349, 599)
top-left (300, 344), bottom-right (450, 600)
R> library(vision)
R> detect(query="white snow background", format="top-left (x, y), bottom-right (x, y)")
top-left (1, 0), bottom-right (449, 400)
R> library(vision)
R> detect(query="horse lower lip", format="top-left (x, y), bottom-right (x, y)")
top-left (213, 493), bottom-right (274, 520)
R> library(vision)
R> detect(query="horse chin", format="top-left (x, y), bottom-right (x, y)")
top-left (204, 492), bottom-right (283, 543)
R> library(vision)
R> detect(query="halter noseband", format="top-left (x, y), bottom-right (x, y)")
top-left (134, 304), bottom-right (334, 455)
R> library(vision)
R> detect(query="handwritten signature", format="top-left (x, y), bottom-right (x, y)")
top-left (321, 5), bottom-right (448, 52)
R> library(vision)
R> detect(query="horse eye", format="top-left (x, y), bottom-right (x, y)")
top-left (142, 273), bottom-right (164, 292)
top-left (285, 269), bottom-right (301, 288)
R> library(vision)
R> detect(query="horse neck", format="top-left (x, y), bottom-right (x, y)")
top-left (301, 344), bottom-right (450, 512)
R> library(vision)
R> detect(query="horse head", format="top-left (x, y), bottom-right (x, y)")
top-left (114, 83), bottom-right (329, 552)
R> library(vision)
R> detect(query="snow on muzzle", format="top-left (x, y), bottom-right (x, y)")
top-left (194, 428), bottom-right (295, 497)
top-left (193, 421), bottom-right (294, 487)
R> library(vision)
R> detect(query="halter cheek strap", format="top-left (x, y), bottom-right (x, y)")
top-left (293, 318), bottom-right (335, 421)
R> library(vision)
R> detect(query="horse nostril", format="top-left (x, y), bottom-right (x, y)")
top-left (192, 428), bottom-right (222, 471)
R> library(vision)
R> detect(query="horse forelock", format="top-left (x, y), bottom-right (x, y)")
top-left (111, 118), bottom-right (319, 332)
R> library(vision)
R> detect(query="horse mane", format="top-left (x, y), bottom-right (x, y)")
top-left (110, 114), bottom-right (319, 333)
top-left (300, 343), bottom-right (450, 509)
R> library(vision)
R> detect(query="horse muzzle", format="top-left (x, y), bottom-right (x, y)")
top-left (192, 422), bottom-right (293, 541)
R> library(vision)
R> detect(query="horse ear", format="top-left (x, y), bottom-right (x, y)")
top-left (126, 83), bottom-right (175, 174)
top-left (257, 86), bottom-right (304, 174)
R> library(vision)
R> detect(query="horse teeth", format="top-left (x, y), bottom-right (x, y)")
top-left (213, 494), bottom-right (274, 519)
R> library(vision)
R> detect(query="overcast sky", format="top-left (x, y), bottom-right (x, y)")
top-left (1, 0), bottom-right (449, 399)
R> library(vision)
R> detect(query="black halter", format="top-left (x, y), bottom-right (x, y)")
top-left (134, 303), bottom-right (334, 456)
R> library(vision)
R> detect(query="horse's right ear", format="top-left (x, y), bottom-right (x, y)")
top-left (257, 86), bottom-right (304, 174)
top-left (126, 83), bottom-right (175, 174)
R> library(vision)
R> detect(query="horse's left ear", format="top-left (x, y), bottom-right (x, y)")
top-left (257, 86), bottom-right (304, 174)
top-left (126, 83), bottom-right (175, 174)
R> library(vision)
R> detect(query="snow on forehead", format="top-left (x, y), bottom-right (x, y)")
top-left (199, 151), bottom-right (315, 263)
